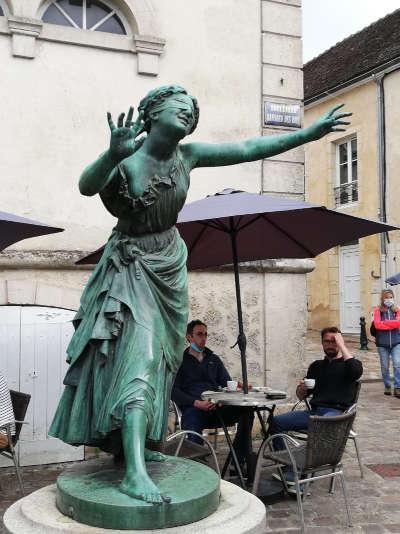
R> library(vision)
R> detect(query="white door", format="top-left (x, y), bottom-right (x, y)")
top-left (339, 244), bottom-right (361, 333)
top-left (0, 306), bottom-right (84, 466)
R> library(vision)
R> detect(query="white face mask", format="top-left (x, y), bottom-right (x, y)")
top-left (384, 298), bottom-right (395, 308)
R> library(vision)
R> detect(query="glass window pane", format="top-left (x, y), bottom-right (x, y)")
top-left (0, 6), bottom-right (4, 16)
top-left (42, 4), bottom-right (74, 26)
top-left (340, 164), bottom-right (348, 185)
top-left (57, 0), bottom-right (83, 28)
top-left (352, 183), bottom-right (358, 202)
top-left (339, 143), bottom-right (347, 164)
top-left (86, 0), bottom-right (111, 29)
top-left (96, 14), bottom-right (126, 34)
top-left (352, 160), bottom-right (357, 181)
top-left (340, 189), bottom-right (349, 205)
top-left (351, 138), bottom-right (357, 160)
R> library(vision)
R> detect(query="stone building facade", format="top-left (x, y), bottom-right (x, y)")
top-left (304, 9), bottom-right (400, 333)
top-left (0, 0), bottom-right (306, 464)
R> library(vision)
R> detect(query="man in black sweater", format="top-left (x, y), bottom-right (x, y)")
top-left (270, 326), bottom-right (363, 443)
top-left (171, 320), bottom-right (253, 464)
top-left (269, 326), bottom-right (362, 489)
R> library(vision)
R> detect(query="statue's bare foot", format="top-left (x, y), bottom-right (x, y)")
top-left (120, 473), bottom-right (170, 504)
top-left (144, 449), bottom-right (167, 462)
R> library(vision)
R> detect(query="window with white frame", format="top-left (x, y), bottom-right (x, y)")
top-left (334, 137), bottom-right (358, 207)
top-left (42, 0), bottom-right (127, 35)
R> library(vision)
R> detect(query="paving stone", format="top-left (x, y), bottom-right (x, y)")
top-left (359, 525), bottom-right (389, 533)
top-left (1, 331), bottom-right (399, 533)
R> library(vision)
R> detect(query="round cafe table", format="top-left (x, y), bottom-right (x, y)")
top-left (201, 389), bottom-right (287, 489)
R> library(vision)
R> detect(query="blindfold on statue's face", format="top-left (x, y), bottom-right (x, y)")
top-left (151, 97), bottom-right (195, 118)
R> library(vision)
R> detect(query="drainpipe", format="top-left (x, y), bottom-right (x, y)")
top-left (374, 63), bottom-right (400, 287)
top-left (374, 74), bottom-right (387, 287)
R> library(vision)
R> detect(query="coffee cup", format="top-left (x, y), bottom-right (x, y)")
top-left (227, 380), bottom-right (238, 391)
top-left (304, 378), bottom-right (315, 389)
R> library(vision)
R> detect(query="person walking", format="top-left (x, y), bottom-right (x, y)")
top-left (371, 289), bottom-right (400, 397)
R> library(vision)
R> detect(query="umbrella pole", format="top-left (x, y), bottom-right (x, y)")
top-left (229, 221), bottom-right (249, 394)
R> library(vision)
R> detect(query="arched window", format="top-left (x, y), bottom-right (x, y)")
top-left (42, 0), bottom-right (127, 35)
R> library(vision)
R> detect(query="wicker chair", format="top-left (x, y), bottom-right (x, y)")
top-left (289, 380), bottom-right (363, 478)
top-left (252, 410), bottom-right (356, 534)
top-left (0, 390), bottom-right (31, 494)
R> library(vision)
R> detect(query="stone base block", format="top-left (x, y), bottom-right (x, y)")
top-left (4, 479), bottom-right (266, 533)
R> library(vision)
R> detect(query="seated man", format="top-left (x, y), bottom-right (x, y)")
top-left (269, 326), bottom-right (363, 486)
top-left (271, 326), bottom-right (362, 437)
top-left (0, 371), bottom-right (15, 448)
top-left (171, 320), bottom-right (254, 466)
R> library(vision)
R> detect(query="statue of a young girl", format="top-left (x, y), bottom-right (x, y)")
top-left (50, 85), bottom-right (350, 504)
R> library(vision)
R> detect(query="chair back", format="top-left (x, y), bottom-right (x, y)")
top-left (352, 380), bottom-right (361, 404)
top-left (305, 410), bottom-right (356, 470)
top-left (10, 390), bottom-right (31, 443)
top-left (169, 400), bottom-right (182, 432)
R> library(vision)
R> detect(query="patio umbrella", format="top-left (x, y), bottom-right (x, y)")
top-left (385, 273), bottom-right (400, 286)
top-left (76, 189), bottom-right (399, 393)
top-left (0, 210), bottom-right (63, 251)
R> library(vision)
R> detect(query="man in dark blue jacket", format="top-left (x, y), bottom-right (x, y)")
top-left (171, 320), bottom-right (253, 464)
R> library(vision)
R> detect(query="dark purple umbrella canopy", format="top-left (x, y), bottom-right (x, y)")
top-left (0, 210), bottom-right (63, 251)
top-left (386, 273), bottom-right (400, 286)
top-left (77, 189), bottom-right (399, 266)
top-left (76, 188), bottom-right (399, 393)
top-left (176, 190), bottom-right (399, 269)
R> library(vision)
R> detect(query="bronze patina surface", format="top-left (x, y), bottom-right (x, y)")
top-left (48, 84), bottom-right (351, 511)
top-left (56, 457), bottom-right (220, 530)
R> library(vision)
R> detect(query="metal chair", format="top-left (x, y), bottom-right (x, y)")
top-left (165, 401), bottom-right (212, 461)
top-left (289, 380), bottom-right (364, 478)
top-left (252, 410), bottom-right (356, 534)
top-left (0, 390), bottom-right (31, 494)
top-left (169, 400), bottom-right (236, 450)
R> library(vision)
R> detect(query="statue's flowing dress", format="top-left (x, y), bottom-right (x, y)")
top-left (49, 149), bottom-right (189, 452)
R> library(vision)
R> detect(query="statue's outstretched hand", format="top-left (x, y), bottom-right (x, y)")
top-left (310, 104), bottom-right (352, 141)
top-left (107, 107), bottom-right (145, 162)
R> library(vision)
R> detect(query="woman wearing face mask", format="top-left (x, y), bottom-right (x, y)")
top-left (372, 289), bottom-right (400, 397)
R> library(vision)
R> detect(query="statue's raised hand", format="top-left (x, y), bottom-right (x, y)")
top-left (309, 104), bottom-right (352, 141)
top-left (107, 107), bottom-right (145, 162)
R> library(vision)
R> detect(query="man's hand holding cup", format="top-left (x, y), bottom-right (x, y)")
top-left (304, 378), bottom-right (315, 390)
top-left (296, 378), bottom-right (314, 400)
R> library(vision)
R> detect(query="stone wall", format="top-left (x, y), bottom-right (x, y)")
top-left (0, 0), bottom-right (307, 400)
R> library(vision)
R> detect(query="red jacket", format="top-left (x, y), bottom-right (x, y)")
top-left (373, 307), bottom-right (400, 330)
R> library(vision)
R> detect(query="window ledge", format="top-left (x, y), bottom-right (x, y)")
top-left (40, 23), bottom-right (134, 53)
top-left (335, 202), bottom-right (359, 211)
top-left (1, 18), bottom-right (165, 75)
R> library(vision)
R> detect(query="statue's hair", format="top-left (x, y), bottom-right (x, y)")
top-left (137, 85), bottom-right (199, 135)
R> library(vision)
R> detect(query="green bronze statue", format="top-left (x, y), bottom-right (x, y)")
top-left (50, 86), bottom-right (351, 505)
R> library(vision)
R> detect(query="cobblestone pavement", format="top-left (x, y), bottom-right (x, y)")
top-left (1, 332), bottom-right (399, 533)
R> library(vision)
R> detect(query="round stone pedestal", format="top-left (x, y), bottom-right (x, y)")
top-left (4, 479), bottom-right (266, 533)
top-left (55, 456), bottom-right (219, 529)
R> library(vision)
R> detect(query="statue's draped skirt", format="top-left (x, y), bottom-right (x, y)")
top-left (49, 227), bottom-right (188, 452)
top-left (50, 149), bottom-right (190, 452)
